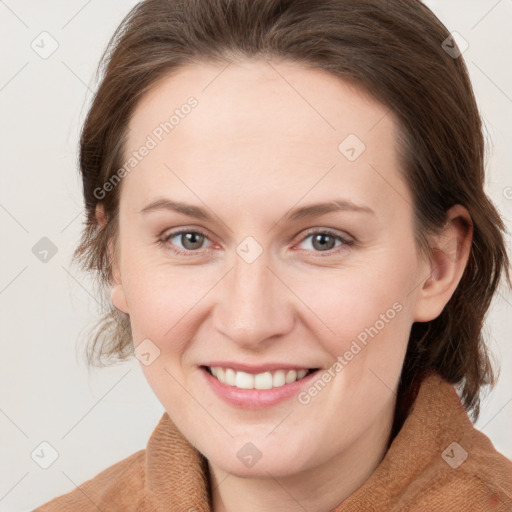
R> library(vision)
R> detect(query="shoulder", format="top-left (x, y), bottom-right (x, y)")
top-left (340, 374), bottom-right (512, 511)
top-left (33, 449), bottom-right (147, 512)
top-left (395, 375), bottom-right (512, 510)
top-left (407, 450), bottom-right (512, 512)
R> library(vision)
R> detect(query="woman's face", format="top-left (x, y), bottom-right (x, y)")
top-left (110, 59), bottom-right (433, 477)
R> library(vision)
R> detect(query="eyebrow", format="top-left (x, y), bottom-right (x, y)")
top-left (138, 198), bottom-right (375, 222)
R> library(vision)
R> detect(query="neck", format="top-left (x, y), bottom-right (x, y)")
top-left (208, 402), bottom-right (395, 512)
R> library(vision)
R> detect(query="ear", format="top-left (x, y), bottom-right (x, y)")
top-left (95, 203), bottom-right (129, 314)
top-left (412, 204), bottom-right (473, 322)
top-left (95, 202), bottom-right (108, 229)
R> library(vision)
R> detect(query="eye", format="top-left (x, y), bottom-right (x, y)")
top-left (159, 227), bottom-right (354, 256)
top-left (295, 229), bottom-right (354, 254)
top-left (159, 229), bottom-right (213, 255)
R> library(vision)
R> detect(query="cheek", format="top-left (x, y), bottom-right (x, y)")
top-left (121, 232), bottom-right (417, 358)
top-left (121, 258), bottom-right (219, 349)
top-left (293, 257), bottom-right (413, 352)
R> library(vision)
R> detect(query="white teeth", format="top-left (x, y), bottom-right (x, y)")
top-left (235, 371), bottom-right (254, 389)
top-left (225, 368), bottom-right (236, 386)
top-left (285, 369), bottom-right (297, 383)
top-left (254, 371), bottom-right (273, 389)
top-left (297, 369), bottom-right (307, 379)
top-left (272, 370), bottom-right (285, 387)
top-left (209, 366), bottom-right (311, 389)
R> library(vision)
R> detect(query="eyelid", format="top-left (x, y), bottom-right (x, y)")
top-left (159, 226), bottom-right (214, 256)
top-left (291, 227), bottom-right (354, 256)
top-left (159, 226), bottom-right (354, 256)
top-left (294, 227), bottom-right (354, 246)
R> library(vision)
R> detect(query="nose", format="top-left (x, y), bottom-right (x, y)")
top-left (212, 253), bottom-right (295, 351)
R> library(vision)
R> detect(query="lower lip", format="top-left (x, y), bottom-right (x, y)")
top-left (200, 366), bottom-right (320, 409)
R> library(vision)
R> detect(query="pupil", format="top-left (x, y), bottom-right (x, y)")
top-left (183, 232), bottom-right (202, 250)
top-left (314, 234), bottom-right (334, 251)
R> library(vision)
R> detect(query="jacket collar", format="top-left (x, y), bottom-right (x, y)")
top-left (144, 372), bottom-right (472, 511)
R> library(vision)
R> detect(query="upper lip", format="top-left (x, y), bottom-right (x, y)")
top-left (201, 362), bottom-right (319, 374)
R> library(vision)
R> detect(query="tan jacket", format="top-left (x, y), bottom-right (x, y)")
top-left (34, 373), bottom-right (512, 511)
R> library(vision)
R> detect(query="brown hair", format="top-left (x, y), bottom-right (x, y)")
top-left (73, 0), bottom-right (510, 420)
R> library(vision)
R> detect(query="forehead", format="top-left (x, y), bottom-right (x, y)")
top-left (122, 59), bottom-right (411, 223)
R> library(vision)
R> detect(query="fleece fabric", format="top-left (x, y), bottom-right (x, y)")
top-left (34, 373), bottom-right (512, 511)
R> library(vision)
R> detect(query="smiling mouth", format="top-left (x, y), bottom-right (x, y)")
top-left (202, 365), bottom-right (319, 390)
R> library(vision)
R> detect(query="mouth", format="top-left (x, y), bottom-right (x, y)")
top-left (201, 365), bottom-right (319, 390)
top-left (199, 364), bottom-right (321, 409)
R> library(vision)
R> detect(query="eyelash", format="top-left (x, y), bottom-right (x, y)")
top-left (158, 227), bottom-right (354, 257)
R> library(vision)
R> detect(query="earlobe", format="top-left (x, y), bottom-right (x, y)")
top-left (97, 203), bottom-right (129, 314)
top-left (412, 205), bottom-right (473, 323)
top-left (107, 238), bottom-right (130, 314)
top-left (111, 283), bottom-right (129, 314)
top-left (95, 203), bottom-right (108, 229)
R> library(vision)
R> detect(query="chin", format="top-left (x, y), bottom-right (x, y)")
top-left (206, 441), bottom-right (315, 478)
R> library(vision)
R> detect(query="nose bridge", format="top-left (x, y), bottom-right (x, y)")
top-left (233, 252), bottom-right (271, 308)
top-left (215, 249), bottom-right (294, 347)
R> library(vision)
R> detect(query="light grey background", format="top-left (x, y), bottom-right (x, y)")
top-left (0, 1), bottom-right (511, 510)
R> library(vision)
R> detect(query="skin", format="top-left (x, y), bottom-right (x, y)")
top-left (97, 58), bottom-right (473, 512)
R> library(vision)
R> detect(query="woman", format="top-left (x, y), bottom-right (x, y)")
top-left (35, 0), bottom-right (511, 510)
